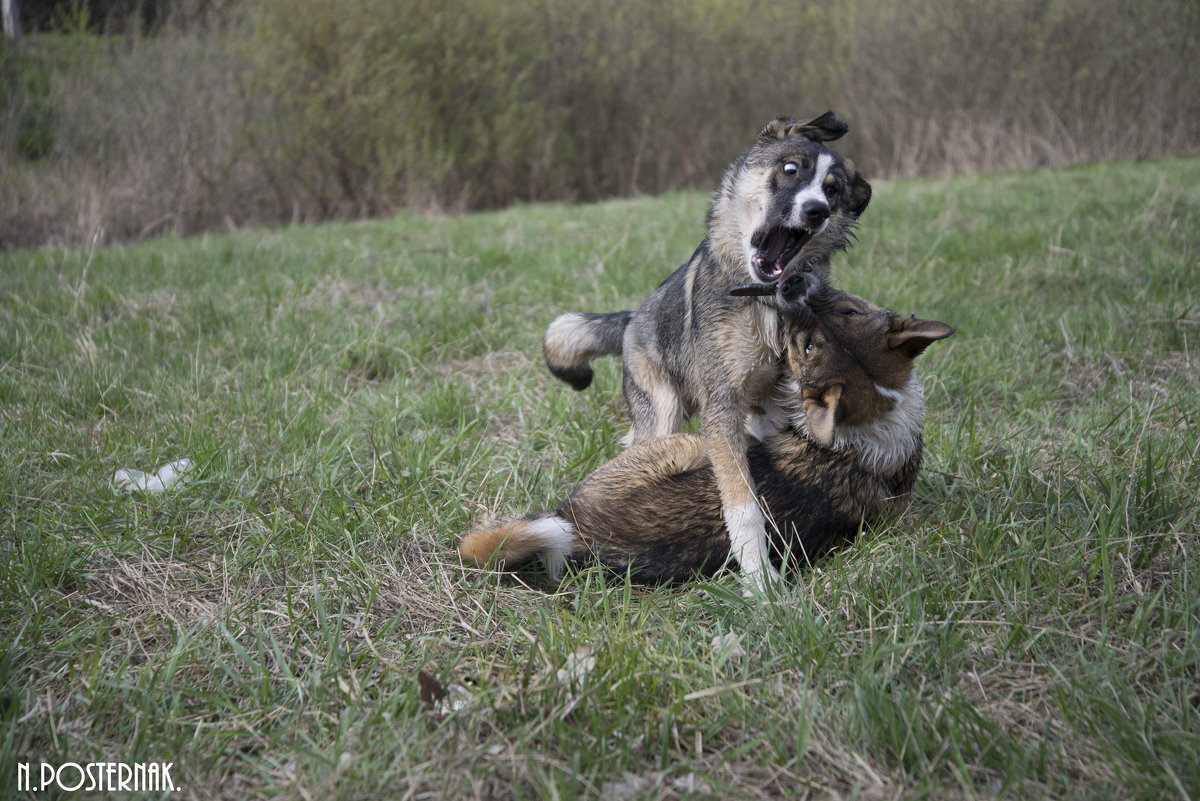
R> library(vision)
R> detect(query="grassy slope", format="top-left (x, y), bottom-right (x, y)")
top-left (1, 159), bottom-right (1198, 800)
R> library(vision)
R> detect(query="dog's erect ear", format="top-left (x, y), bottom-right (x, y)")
top-left (845, 159), bottom-right (872, 217)
top-left (787, 110), bottom-right (849, 143)
top-left (802, 383), bottom-right (844, 447)
top-left (757, 116), bottom-right (800, 144)
top-left (887, 316), bottom-right (955, 359)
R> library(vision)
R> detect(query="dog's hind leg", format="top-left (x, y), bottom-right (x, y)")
top-left (585, 434), bottom-right (709, 488)
top-left (621, 349), bottom-right (687, 446)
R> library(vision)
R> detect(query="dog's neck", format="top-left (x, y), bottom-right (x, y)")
top-left (757, 371), bottom-right (926, 474)
top-left (828, 372), bottom-right (926, 473)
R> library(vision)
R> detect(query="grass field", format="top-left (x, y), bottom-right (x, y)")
top-left (2, 158), bottom-right (1198, 800)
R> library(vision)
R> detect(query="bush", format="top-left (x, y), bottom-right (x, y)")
top-left (237, 0), bottom-right (557, 214)
top-left (1, 0), bottom-right (1197, 250)
top-left (837, 0), bottom-right (1200, 176)
top-left (1, 26), bottom-right (269, 248)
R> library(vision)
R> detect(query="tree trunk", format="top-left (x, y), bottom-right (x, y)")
top-left (2, 0), bottom-right (20, 42)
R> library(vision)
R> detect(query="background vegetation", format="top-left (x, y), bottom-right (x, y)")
top-left (2, 0), bottom-right (1199, 250)
top-left (2, 157), bottom-right (1198, 799)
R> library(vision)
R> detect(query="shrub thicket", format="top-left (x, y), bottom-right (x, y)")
top-left (1, 0), bottom-right (1197, 249)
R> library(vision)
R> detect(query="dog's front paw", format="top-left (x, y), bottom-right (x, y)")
top-left (738, 562), bottom-right (782, 598)
top-left (725, 502), bottom-right (777, 596)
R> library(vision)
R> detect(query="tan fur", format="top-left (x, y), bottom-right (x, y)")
top-left (622, 347), bottom-right (687, 441)
top-left (459, 519), bottom-right (547, 568)
top-left (582, 435), bottom-right (710, 489)
top-left (708, 164), bottom-right (775, 280)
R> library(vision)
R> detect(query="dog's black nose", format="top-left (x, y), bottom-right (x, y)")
top-left (779, 270), bottom-right (820, 303)
top-left (800, 199), bottom-right (830, 229)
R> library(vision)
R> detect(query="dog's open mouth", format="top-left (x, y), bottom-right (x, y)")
top-left (750, 226), bottom-right (813, 283)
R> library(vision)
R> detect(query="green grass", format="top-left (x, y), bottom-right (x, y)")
top-left (2, 159), bottom-right (1198, 800)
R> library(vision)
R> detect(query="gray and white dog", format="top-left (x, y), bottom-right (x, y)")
top-left (542, 112), bottom-right (871, 589)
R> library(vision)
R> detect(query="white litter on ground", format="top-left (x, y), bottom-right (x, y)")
top-left (111, 458), bottom-right (193, 493)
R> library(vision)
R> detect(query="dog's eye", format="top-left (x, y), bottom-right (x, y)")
top-left (840, 308), bottom-right (858, 317)
top-left (823, 179), bottom-right (839, 197)
top-left (782, 162), bottom-right (799, 176)
top-left (803, 335), bottom-right (815, 355)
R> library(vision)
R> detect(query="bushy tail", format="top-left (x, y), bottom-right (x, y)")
top-left (543, 311), bottom-right (633, 390)
top-left (458, 515), bottom-right (577, 579)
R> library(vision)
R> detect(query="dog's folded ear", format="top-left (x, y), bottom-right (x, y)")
top-left (887, 316), bottom-right (955, 358)
top-left (757, 111), bottom-right (850, 145)
top-left (802, 383), bottom-right (844, 447)
top-left (757, 111), bottom-right (850, 144)
top-left (791, 110), bottom-right (849, 142)
top-left (845, 160), bottom-right (872, 217)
